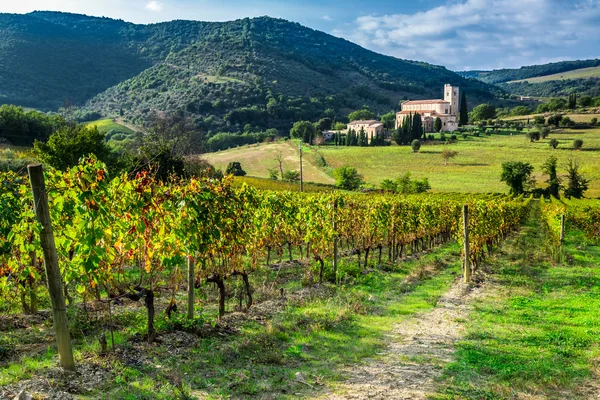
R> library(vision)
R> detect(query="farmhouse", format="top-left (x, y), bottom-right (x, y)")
top-left (346, 119), bottom-right (384, 142)
top-left (396, 84), bottom-right (459, 132)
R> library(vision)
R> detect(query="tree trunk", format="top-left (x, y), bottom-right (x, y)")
top-left (378, 246), bottom-right (383, 267)
top-left (207, 274), bottom-right (226, 318)
top-left (318, 257), bottom-right (324, 284)
top-left (364, 248), bottom-right (370, 268)
top-left (266, 247), bottom-right (271, 266)
top-left (242, 272), bottom-right (252, 309)
top-left (144, 289), bottom-right (156, 343)
top-left (287, 242), bottom-right (293, 262)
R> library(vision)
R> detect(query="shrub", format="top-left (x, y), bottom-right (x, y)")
top-left (461, 133), bottom-right (468, 139)
top-left (411, 139), bottom-right (421, 153)
top-left (559, 116), bottom-right (574, 128)
top-left (591, 117), bottom-right (598, 126)
top-left (283, 170), bottom-right (300, 182)
top-left (450, 134), bottom-right (457, 141)
top-left (527, 130), bottom-right (540, 142)
top-left (473, 131), bottom-right (480, 137)
top-left (226, 161), bottom-right (247, 176)
top-left (533, 115), bottom-right (546, 125)
top-left (573, 139), bottom-right (584, 150)
top-left (540, 127), bottom-right (550, 139)
top-left (333, 166), bottom-right (364, 190)
top-left (549, 139), bottom-right (559, 149)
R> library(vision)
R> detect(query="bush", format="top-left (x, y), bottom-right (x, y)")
top-left (527, 130), bottom-right (540, 142)
top-left (533, 115), bottom-right (545, 125)
top-left (283, 170), bottom-right (300, 182)
top-left (411, 139), bottom-right (421, 153)
top-left (333, 166), bottom-right (364, 190)
top-left (450, 134), bottom-right (457, 141)
top-left (591, 117), bottom-right (598, 126)
top-left (559, 116), bottom-right (574, 128)
top-left (540, 127), bottom-right (550, 139)
top-left (549, 139), bottom-right (559, 149)
top-left (573, 139), bottom-right (584, 150)
top-left (226, 161), bottom-right (247, 176)
top-left (461, 133), bottom-right (468, 139)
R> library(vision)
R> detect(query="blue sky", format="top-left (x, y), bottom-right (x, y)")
top-left (3, 0), bottom-right (599, 70)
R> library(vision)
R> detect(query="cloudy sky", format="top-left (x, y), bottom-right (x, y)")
top-left (2, 0), bottom-right (599, 70)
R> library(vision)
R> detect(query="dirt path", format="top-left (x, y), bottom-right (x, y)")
top-left (321, 278), bottom-right (484, 400)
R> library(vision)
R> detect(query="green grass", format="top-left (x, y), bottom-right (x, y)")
top-left (84, 118), bottom-right (136, 135)
top-left (204, 129), bottom-right (600, 196)
top-left (0, 243), bottom-right (462, 399)
top-left (508, 66), bottom-right (600, 83)
top-left (433, 204), bottom-right (600, 399)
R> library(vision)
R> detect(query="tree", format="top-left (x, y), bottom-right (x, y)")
top-left (268, 168), bottom-right (279, 180)
top-left (440, 148), bottom-right (458, 165)
top-left (380, 179), bottom-right (397, 192)
top-left (500, 161), bottom-right (534, 195)
top-left (568, 93), bottom-right (577, 109)
top-left (591, 117), bottom-right (598, 126)
top-left (549, 139), bottom-right (559, 149)
top-left (380, 112), bottom-right (396, 130)
top-left (573, 139), bottom-right (584, 150)
top-left (547, 114), bottom-right (563, 127)
top-left (348, 108), bottom-right (375, 122)
top-left (332, 122), bottom-right (346, 130)
top-left (34, 125), bottom-right (114, 171)
top-left (317, 117), bottom-right (332, 131)
top-left (411, 139), bottom-right (421, 153)
top-left (411, 113), bottom-right (423, 141)
top-left (274, 151), bottom-right (285, 179)
top-left (511, 106), bottom-right (532, 116)
top-left (283, 170), bottom-right (300, 182)
top-left (333, 166), bottom-right (364, 190)
top-left (559, 116), bottom-right (574, 128)
top-left (392, 128), bottom-right (403, 145)
top-left (470, 104), bottom-right (496, 121)
top-left (290, 120), bottom-right (316, 144)
top-left (434, 117), bottom-right (442, 132)
top-left (563, 159), bottom-right (589, 199)
top-left (357, 128), bottom-right (367, 146)
top-left (459, 91), bottom-right (468, 126)
top-left (540, 127), bottom-right (550, 139)
top-left (533, 115), bottom-right (545, 125)
top-left (527, 130), bottom-right (540, 142)
top-left (541, 156), bottom-right (561, 198)
top-left (226, 161), bottom-right (246, 176)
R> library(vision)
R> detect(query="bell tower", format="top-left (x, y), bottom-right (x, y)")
top-left (444, 84), bottom-right (459, 115)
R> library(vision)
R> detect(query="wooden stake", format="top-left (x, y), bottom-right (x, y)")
top-left (27, 164), bottom-right (75, 371)
top-left (187, 256), bottom-right (195, 320)
top-left (463, 204), bottom-right (471, 284)
top-left (560, 214), bottom-right (566, 245)
top-left (333, 199), bottom-right (338, 284)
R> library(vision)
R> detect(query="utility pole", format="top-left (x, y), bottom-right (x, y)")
top-left (28, 164), bottom-right (75, 371)
top-left (299, 145), bottom-right (304, 192)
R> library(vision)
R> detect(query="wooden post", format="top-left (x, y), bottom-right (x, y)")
top-left (299, 146), bottom-right (304, 192)
top-left (187, 256), bottom-right (195, 320)
top-left (463, 205), bottom-right (471, 284)
top-left (27, 164), bottom-right (75, 371)
top-left (332, 199), bottom-right (338, 284)
top-left (560, 214), bottom-right (565, 245)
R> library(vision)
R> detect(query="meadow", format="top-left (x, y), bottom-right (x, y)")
top-left (508, 66), bottom-right (600, 83)
top-left (206, 128), bottom-right (600, 197)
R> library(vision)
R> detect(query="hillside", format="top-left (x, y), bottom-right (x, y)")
top-left (459, 59), bottom-right (600, 98)
top-left (206, 128), bottom-right (600, 197)
top-left (0, 11), bottom-right (495, 136)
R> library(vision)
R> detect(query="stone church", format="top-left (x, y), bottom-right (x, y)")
top-left (395, 84), bottom-right (460, 132)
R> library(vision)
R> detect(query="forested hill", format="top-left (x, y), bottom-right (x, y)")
top-left (458, 59), bottom-right (600, 84)
top-left (0, 11), bottom-right (495, 135)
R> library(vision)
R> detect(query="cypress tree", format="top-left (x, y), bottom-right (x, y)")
top-left (459, 91), bottom-right (468, 126)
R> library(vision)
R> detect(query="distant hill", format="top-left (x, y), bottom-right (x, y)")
top-left (0, 11), bottom-right (495, 136)
top-left (458, 59), bottom-right (600, 98)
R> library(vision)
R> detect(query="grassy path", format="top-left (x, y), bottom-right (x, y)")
top-left (433, 204), bottom-right (600, 399)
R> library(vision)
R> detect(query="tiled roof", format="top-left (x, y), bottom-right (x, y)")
top-left (402, 99), bottom-right (449, 105)
top-left (348, 119), bottom-right (379, 125)
top-left (397, 110), bottom-right (436, 115)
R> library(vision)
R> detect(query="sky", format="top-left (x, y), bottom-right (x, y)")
top-left (1, 0), bottom-right (599, 71)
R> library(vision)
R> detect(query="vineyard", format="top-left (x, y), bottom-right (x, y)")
top-left (1, 157), bottom-right (584, 399)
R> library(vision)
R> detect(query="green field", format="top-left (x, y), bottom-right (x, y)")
top-left (508, 66), bottom-right (600, 83)
top-left (83, 118), bottom-right (136, 135)
top-left (205, 129), bottom-right (600, 197)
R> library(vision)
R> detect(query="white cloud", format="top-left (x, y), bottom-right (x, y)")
top-left (334, 0), bottom-right (600, 70)
top-left (321, 15), bottom-right (332, 21)
top-left (145, 1), bottom-right (164, 12)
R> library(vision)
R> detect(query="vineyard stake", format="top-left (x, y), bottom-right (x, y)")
top-left (27, 164), bottom-right (75, 371)
top-left (187, 256), bottom-right (195, 320)
top-left (463, 204), bottom-right (471, 283)
top-left (560, 214), bottom-right (565, 245)
top-left (299, 145), bottom-right (304, 192)
top-left (333, 199), bottom-right (338, 284)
